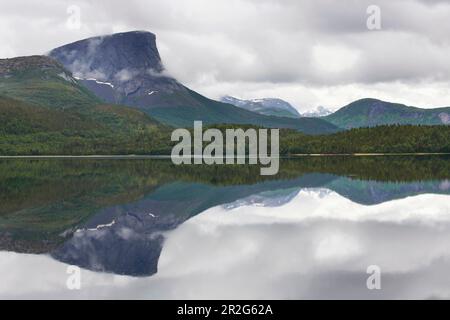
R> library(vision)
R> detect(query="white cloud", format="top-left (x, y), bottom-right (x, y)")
top-left (1, 0), bottom-right (450, 110)
top-left (312, 44), bottom-right (361, 75)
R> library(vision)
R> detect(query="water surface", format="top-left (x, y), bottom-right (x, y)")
top-left (0, 156), bottom-right (449, 299)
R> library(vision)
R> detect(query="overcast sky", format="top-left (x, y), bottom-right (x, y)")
top-left (1, 0), bottom-right (450, 111)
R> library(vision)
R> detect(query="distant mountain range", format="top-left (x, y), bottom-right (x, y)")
top-left (223, 94), bottom-right (450, 128)
top-left (301, 106), bottom-right (333, 117)
top-left (220, 96), bottom-right (301, 118)
top-left (221, 96), bottom-right (333, 118)
top-left (221, 96), bottom-right (450, 129)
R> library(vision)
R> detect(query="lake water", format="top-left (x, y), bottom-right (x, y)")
top-left (0, 156), bottom-right (450, 299)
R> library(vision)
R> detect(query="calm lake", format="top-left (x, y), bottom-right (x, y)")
top-left (1, 156), bottom-right (450, 299)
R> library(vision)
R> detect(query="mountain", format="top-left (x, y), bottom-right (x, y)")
top-left (48, 31), bottom-right (188, 108)
top-left (325, 98), bottom-right (450, 129)
top-left (221, 96), bottom-right (335, 119)
top-left (49, 31), bottom-right (338, 134)
top-left (0, 55), bottom-right (171, 155)
top-left (301, 106), bottom-right (333, 117)
top-left (221, 96), bottom-right (301, 118)
top-left (0, 55), bottom-right (100, 109)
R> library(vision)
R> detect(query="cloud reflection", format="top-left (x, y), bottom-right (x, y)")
top-left (1, 189), bottom-right (450, 299)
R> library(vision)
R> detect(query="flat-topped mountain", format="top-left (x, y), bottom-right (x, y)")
top-left (49, 31), bottom-right (187, 107)
top-left (50, 31), bottom-right (164, 79)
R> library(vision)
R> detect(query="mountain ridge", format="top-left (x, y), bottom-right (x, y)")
top-left (325, 98), bottom-right (450, 128)
top-left (0, 55), bottom-right (101, 109)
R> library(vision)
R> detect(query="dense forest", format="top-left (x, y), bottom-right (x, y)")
top-left (1, 122), bottom-right (449, 156)
top-left (281, 124), bottom-right (450, 154)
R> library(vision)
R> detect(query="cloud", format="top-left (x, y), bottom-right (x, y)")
top-left (115, 68), bottom-right (137, 82)
top-left (1, 0), bottom-right (450, 110)
top-left (312, 44), bottom-right (361, 75)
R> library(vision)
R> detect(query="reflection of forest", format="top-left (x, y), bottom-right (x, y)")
top-left (0, 156), bottom-right (449, 255)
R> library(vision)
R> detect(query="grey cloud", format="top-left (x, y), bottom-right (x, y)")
top-left (1, 0), bottom-right (450, 109)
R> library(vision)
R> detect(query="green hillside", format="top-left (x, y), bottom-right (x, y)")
top-left (0, 96), bottom-right (173, 155)
top-left (325, 98), bottom-right (450, 129)
top-left (0, 56), bottom-right (100, 109)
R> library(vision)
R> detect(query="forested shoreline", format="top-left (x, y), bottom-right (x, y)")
top-left (1, 123), bottom-right (449, 156)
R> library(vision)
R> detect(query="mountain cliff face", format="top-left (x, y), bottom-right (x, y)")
top-left (50, 31), bottom-right (164, 78)
top-left (49, 31), bottom-right (190, 108)
top-left (48, 31), bottom-right (339, 134)
top-left (325, 98), bottom-right (450, 129)
top-left (221, 96), bottom-right (301, 118)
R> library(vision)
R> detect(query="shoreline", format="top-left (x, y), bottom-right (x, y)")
top-left (0, 155), bottom-right (173, 159)
top-left (0, 153), bottom-right (449, 159)
top-left (292, 152), bottom-right (450, 157)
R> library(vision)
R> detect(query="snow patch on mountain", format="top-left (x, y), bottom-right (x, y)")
top-left (221, 96), bottom-right (301, 118)
top-left (301, 106), bottom-right (333, 118)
